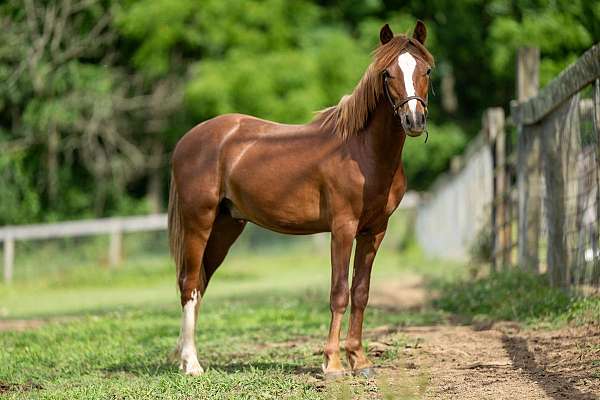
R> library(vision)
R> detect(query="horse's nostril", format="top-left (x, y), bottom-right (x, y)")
top-left (405, 114), bottom-right (411, 126)
top-left (421, 114), bottom-right (425, 125)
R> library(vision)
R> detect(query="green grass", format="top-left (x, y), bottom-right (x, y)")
top-left (2, 225), bottom-right (596, 399)
top-left (0, 242), bottom-right (448, 399)
top-left (433, 269), bottom-right (600, 326)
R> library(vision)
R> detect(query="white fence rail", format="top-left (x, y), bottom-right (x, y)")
top-left (0, 214), bottom-right (167, 283)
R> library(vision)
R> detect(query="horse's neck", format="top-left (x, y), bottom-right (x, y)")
top-left (361, 101), bottom-right (406, 169)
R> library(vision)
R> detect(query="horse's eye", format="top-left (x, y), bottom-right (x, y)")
top-left (426, 68), bottom-right (431, 76)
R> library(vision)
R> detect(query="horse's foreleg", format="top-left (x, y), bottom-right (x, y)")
top-left (323, 221), bottom-right (356, 378)
top-left (345, 230), bottom-right (385, 376)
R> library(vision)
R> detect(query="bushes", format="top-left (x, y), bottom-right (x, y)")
top-left (433, 269), bottom-right (599, 325)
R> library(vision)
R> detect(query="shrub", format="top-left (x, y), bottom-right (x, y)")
top-left (432, 269), bottom-right (599, 324)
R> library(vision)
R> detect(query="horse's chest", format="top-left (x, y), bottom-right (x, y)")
top-left (359, 179), bottom-right (406, 230)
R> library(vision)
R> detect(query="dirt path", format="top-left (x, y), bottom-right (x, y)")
top-left (368, 277), bottom-right (600, 400)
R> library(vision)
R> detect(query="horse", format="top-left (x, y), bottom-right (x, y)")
top-left (168, 20), bottom-right (434, 378)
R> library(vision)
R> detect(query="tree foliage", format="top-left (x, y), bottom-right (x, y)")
top-left (0, 0), bottom-right (596, 224)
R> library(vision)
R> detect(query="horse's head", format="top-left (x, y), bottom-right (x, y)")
top-left (379, 21), bottom-right (432, 137)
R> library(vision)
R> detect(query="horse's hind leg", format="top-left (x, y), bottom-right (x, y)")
top-left (171, 226), bottom-right (213, 375)
top-left (169, 196), bottom-right (217, 376)
top-left (202, 209), bottom-right (246, 285)
top-left (170, 207), bottom-right (245, 375)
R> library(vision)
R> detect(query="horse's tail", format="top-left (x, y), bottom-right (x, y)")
top-left (168, 171), bottom-right (187, 293)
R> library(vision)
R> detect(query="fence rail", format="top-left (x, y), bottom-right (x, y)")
top-left (0, 194), bottom-right (420, 284)
top-left (511, 45), bottom-right (600, 125)
top-left (1, 214), bottom-right (167, 283)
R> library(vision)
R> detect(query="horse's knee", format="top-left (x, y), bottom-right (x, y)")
top-left (351, 290), bottom-right (369, 311)
top-left (330, 284), bottom-right (349, 313)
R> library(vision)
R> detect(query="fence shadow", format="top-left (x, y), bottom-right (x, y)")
top-left (501, 335), bottom-right (596, 400)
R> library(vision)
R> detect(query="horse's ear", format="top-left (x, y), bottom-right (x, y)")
top-left (380, 23), bottom-right (394, 45)
top-left (412, 20), bottom-right (427, 45)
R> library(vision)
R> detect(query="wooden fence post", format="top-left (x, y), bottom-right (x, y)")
top-left (108, 224), bottom-right (123, 268)
top-left (3, 236), bottom-right (14, 284)
top-left (594, 79), bottom-right (600, 285)
top-left (485, 108), bottom-right (507, 270)
top-left (541, 95), bottom-right (581, 287)
top-left (516, 47), bottom-right (541, 273)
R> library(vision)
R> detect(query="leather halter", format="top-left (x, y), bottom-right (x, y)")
top-left (382, 70), bottom-right (428, 118)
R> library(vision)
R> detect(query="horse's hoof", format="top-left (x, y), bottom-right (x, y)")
top-left (353, 367), bottom-right (376, 378)
top-left (323, 370), bottom-right (347, 381)
top-left (181, 360), bottom-right (204, 376)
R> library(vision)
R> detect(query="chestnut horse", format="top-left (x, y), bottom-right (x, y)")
top-left (168, 21), bottom-right (433, 378)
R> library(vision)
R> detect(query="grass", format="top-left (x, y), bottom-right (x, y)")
top-left (433, 269), bottom-right (600, 327)
top-left (0, 239), bottom-right (450, 400)
top-left (2, 220), bottom-right (597, 399)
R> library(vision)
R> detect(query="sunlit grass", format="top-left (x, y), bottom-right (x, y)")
top-left (0, 240), bottom-right (448, 399)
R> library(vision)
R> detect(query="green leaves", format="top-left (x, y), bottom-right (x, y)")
top-left (185, 30), bottom-right (369, 124)
top-left (2, 0), bottom-right (597, 224)
top-left (488, 7), bottom-right (593, 85)
top-left (0, 152), bottom-right (41, 224)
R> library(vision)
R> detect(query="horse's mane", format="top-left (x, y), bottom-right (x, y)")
top-left (314, 35), bottom-right (434, 140)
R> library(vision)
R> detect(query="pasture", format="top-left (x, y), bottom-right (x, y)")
top-left (1, 226), bottom-right (598, 399)
top-left (0, 237), bottom-right (440, 399)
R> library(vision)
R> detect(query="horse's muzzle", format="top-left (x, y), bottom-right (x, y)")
top-left (401, 111), bottom-right (427, 137)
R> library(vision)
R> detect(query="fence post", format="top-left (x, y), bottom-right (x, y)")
top-left (594, 79), bottom-right (600, 285)
top-left (108, 223), bottom-right (123, 268)
top-left (541, 95), bottom-right (581, 287)
top-left (3, 236), bottom-right (15, 284)
top-left (485, 108), bottom-right (507, 270)
top-left (515, 47), bottom-right (541, 273)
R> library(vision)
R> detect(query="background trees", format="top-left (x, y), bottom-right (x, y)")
top-left (0, 0), bottom-right (596, 224)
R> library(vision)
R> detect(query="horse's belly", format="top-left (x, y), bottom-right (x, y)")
top-left (224, 182), bottom-right (328, 234)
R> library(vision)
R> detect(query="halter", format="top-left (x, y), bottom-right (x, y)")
top-left (382, 70), bottom-right (428, 117)
top-left (382, 70), bottom-right (429, 142)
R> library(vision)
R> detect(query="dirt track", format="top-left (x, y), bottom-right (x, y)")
top-left (368, 277), bottom-right (600, 399)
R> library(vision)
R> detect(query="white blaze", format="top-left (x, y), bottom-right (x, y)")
top-left (397, 52), bottom-right (417, 116)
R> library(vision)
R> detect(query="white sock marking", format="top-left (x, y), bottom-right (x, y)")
top-left (179, 289), bottom-right (203, 375)
top-left (397, 52), bottom-right (418, 119)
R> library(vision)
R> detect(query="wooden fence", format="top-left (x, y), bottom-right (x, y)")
top-left (0, 214), bottom-right (167, 283)
top-left (415, 130), bottom-right (494, 259)
top-left (488, 44), bottom-right (600, 292)
top-left (417, 43), bottom-right (599, 293)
